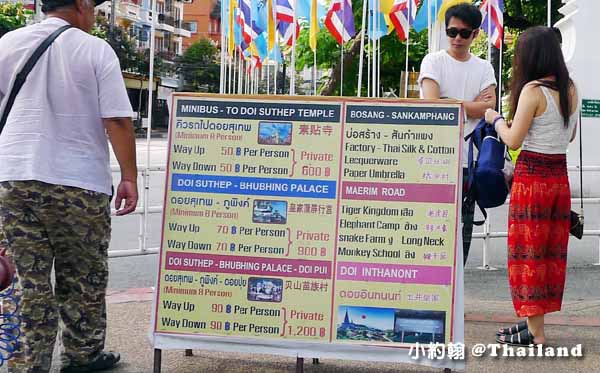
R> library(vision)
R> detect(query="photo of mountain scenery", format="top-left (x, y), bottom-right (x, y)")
top-left (258, 122), bottom-right (293, 145)
top-left (336, 306), bottom-right (446, 344)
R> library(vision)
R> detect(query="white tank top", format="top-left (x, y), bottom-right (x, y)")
top-left (521, 85), bottom-right (578, 155)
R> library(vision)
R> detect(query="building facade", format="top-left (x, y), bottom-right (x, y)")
top-left (183, 0), bottom-right (220, 50)
top-left (96, 0), bottom-right (191, 128)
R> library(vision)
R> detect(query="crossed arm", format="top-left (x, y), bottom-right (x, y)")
top-left (420, 78), bottom-right (497, 119)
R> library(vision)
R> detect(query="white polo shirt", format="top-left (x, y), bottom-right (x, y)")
top-left (0, 17), bottom-right (133, 195)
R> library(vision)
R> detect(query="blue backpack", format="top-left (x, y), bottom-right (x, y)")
top-left (464, 119), bottom-right (511, 225)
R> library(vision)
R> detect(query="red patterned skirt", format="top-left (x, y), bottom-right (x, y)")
top-left (508, 150), bottom-right (570, 317)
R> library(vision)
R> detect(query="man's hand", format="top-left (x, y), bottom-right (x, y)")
top-left (114, 179), bottom-right (138, 216)
top-left (474, 86), bottom-right (494, 103)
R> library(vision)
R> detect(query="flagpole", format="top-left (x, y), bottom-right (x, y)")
top-left (498, 40), bottom-right (503, 112)
top-left (379, 38), bottom-right (382, 97)
top-left (220, 0), bottom-right (225, 94)
top-left (246, 62), bottom-right (250, 94)
top-left (340, 0), bottom-right (345, 96)
top-left (371, 1), bottom-right (375, 97)
top-left (427, 0), bottom-right (431, 52)
top-left (340, 43), bottom-right (344, 96)
top-left (238, 50), bottom-right (243, 93)
top-left (274, 36), bottom-right (278, 94)
top-left (404, 1), bottom-right (411, 98)
top-left (487, 0), bottom-right (491, 62)
top-left (376, 0), bottom-right (380, 97)
top-left (313, 50), bottom-right (317, 95)
top-left (291, 2), bottom-right (297, 95)
top-left (357, 0), bottom-right (367, 97)
top-left (231, 52), bottom-right (235, 94)
top-left (367, 31), bottom-right (371, 97)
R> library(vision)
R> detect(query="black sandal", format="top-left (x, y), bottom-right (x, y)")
top-left (495, 329), bottom-right (541, 346)
top-left (61, 351), bottom-right (121, 372)
top-left (496, 320), bottom-right (528, 336)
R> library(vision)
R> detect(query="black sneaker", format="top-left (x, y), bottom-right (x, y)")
top-left (61, 351), bottom-right (121, 372)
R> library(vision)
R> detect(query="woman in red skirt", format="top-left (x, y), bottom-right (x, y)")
top-left (484, 26), bottom-right (579, 346)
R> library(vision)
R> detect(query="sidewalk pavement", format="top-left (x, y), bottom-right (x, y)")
top-left (83, 289), bottom-right (597, 373)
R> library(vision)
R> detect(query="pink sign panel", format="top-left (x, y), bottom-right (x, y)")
top-left (341, 181), bottom-right (455, 203)
top-left (165, 252), bottom-right (332, 279)
top-left (336, 261), bottom-right (452, 285)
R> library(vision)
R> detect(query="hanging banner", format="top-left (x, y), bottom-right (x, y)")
top-left (151, 94), bottom-right (465, 370)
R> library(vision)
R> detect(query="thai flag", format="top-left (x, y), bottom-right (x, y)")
top-left (389, 0), bottom-right (419, 41)
top-left (277, 19), bottom-right (301, 46)
top-left (480, 0), bottom-right (504, 49)
top-left (275, 0), bottom-right (294, 23)
top-left (276, 0), bottom-right (299, 46)
top-left (324, 0), bottom-right (355, 45)
top-left (238, 0), bottom-right (255, 44)
top-left (235, 8), bottom-right (250, 51)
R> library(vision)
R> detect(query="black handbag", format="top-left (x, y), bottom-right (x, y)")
top-left (0, 24), bottom-right (72, 133)
top-left (570, 110), bottom-right (584, 240)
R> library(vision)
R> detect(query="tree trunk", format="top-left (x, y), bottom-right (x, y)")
top-left (320, 36), bottom-right (363, 96)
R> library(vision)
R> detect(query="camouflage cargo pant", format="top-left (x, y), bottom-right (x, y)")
top-left (0, 181), bottom-right (111, 372)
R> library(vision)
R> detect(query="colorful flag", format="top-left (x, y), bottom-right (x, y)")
top-left (267, 0), bottom-right (276, 50)
top-left (309, 0), bottom-right (318, 51)
top-left (253, 0), bottom-right (267, 33)
top-left (480, 0), bottom-right (504, 49)
top-left (413, 0), bottom-right (442, 32)
top-left (275, 0), bottom-right (294, 23)
top-left (276, 0), bottom-right (299, 46)
top-left (379, 0), bottom-right (396, 32)
top-left (297, 0), bottom-right (326, 22)
top-left (238, 0), bottom-right (254, 44)
top-left (228, 0), bottom-right (237, 55)
top-left (368, 0), bottom-right (389, 40)
top-left (389, 0), bottom-right (419, 41)
top-left (277, 19), bottom-right (301, 46)
top-left (268, 42), bottom-right (284, 63)
top-left (234, 8), bottom-right (248, 51)
top-left (324, 0), bottom-right (356, 45)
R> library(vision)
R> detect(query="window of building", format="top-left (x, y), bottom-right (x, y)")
top-left (189, 21), bottom-right (197, 33)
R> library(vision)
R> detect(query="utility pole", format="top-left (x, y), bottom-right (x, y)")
top-left (109, 0), bottom-right (116, 45)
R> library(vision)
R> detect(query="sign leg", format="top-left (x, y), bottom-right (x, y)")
top-left (295, 357), bottom-right (304, 373)
top-left (153, 349), bottom-right (162, 373)
top-left (312, 358), bottom-right (320, 365)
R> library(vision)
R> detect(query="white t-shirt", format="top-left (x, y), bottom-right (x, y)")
top-left (418, 50), bottom-right (497, 166)
top-left (0, 17), bottom-right (133, 195)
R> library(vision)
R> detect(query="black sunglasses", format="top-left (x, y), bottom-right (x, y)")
top-left (446, 27), bottom-right (474, 39)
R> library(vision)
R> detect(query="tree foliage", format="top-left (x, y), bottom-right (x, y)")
top-left (0, 2), bottom-right (33, 38)
top-left (92, 15), bottom-right (162, 77)
top-left (177, 38), bottom-right (220, 92)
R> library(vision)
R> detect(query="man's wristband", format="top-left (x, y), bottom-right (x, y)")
top-left (492, 115), bottom-right (504, 131)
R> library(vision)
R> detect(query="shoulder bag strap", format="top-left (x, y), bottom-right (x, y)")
top-left (0, 24), bottom-right (73, 134)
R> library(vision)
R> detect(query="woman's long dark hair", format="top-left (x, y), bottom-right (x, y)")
top-left (509, 26), bottom-right (573, 127)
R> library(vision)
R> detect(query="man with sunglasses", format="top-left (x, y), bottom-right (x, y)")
top-left (418, 3), bottom-right (497, 266)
